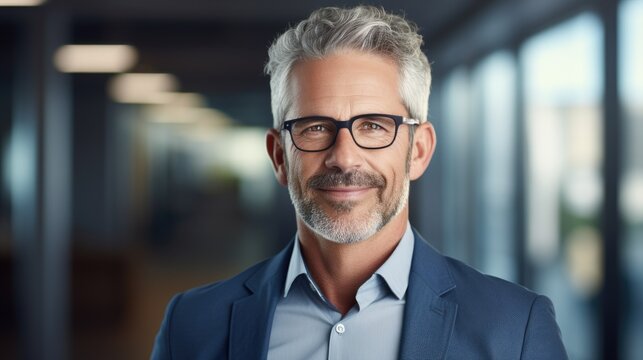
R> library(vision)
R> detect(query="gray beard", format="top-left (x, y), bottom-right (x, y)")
top-left (288, 168), bottom-right (410, 245)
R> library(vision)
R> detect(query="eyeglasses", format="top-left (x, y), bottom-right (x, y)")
top-left (281, 113), bottom-right (420, 152)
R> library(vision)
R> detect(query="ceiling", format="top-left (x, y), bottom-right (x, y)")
top-left (2, 0), bottom-right (498, 101)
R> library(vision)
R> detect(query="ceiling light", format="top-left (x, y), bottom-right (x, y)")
top-left (161, 92), bottom-right (206, 107)
top-left (54, 45), bottom-right (137, 73)
top-left (109, 73), bottom-right (179, 103)
top-left (147, 107), bottom-right (231, 125)
top-left (0, 0), bottom-right (46, 6)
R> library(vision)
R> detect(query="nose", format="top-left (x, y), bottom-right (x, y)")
top-left (324, 128), bottom-right (364, 172)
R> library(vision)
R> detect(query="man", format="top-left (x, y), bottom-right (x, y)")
top-left (152, 6), bottom-right (567, 359)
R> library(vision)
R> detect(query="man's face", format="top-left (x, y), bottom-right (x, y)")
top-left (282, 50), bottom-right (414, 244)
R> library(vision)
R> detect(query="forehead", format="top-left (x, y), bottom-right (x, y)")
top-left (288, 51), bottom-right (406, 118)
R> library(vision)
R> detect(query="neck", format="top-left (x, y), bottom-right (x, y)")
top-left (296, 207), bottom-right (408, 315)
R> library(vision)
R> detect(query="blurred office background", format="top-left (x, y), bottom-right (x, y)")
top-left (0, 0), bottom-right (641, 359)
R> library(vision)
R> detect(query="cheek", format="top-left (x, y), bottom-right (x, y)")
top-left (388, 166), bottom-right (402, 193)
top-left (376, 147), bottom-right (409, 181)
top-left (286, 152), bottom-right (319, 186)
top-left (383, 158), bottom-right (409, 196)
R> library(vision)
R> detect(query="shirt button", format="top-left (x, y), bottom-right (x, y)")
top-left (335, 323), bottom-right (345, 334)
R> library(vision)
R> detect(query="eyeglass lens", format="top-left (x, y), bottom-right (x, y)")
top-left (290, 115), bottom-right (397, 151)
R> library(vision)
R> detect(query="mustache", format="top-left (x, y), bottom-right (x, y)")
top-left (307, 171), bottom-right (385, 189)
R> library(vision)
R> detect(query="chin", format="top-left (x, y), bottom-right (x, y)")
top-left (305, 210), bottom-right (384, 245)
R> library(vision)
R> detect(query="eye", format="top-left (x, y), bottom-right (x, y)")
top-left (359, 122), bottom-right (384, 131)
top-left (304, 124), bottom-right (329, 132)
top-left (355, 117), bottom-right (393, 132)
top-left (292, 119), bottom-right (335, 138)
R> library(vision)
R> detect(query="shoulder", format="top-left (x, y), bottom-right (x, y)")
top-left (409, 233), bottom-right (566, 357)
top-left (170, 256), bottom-right (277, 319)
top-left (410, 231), bottom-right (539, 311)
top-left (444, 256), bottom-right (537, 308)
top-left (170, 238), bottom-right (293, 313)
top-left (440, 256), bottom-right (566, 358)
top-left (151, 251), bottom-right (289, 360)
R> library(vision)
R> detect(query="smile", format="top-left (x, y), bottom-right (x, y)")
top-left (316, 186), bottom-right (375, 201)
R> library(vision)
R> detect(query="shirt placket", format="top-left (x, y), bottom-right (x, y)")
top-left (328, 318), bottom-right (348, 360)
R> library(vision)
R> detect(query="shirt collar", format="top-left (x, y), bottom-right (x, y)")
top-left (283, 222), bottom-right (415, 300)
top-left (283, 233), bottom-right (317, 297)
top-left (373, 222), bottom-right (414, 300)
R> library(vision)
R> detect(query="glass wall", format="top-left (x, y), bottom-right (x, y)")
top-left (0, 22), bottom-right (16, 358)
top-left (423, 2), bottom-right (643, 358)
top-left (438, 52), bottom-right (519, 282)
top-left (471, 52), bottom-right (518, 282)
top-left (619, 1), bottom-right (643, 358)
top-left (440, 68), bottom-right (474, 263)
top-left (521, 13), bottom-right (603, 359)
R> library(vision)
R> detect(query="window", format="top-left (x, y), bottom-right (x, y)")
top-left (471, 51), bottom-right (518, 281)
top-left (440, 68), bottom-right (473, 262)
top-left (619, 1), bottom-right (643, 358)
top-left (522, 13), bottom-right (603, 359)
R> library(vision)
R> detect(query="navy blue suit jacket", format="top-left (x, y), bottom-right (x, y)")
top-left (152, 231), bottom-right (567, 359)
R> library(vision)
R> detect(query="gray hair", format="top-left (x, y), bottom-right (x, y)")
top-left (265, 5), bottom-right (432, 129)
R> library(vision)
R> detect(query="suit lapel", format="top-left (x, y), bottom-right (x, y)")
top-left (229, 241), bottom-right (293, 360)
top-left (227, 232), bottom-right (457, 359)
top-left (399, 231), bottom-right (458, 360)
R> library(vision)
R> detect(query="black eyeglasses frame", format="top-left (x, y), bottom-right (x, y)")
top-left (280, 113), bottom-right (420, 152)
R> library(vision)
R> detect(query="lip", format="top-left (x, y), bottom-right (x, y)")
top-left (315, 186), bottom-right (374, 201)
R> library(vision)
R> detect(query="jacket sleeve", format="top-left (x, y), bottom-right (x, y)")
top-left (150, 293), bottom-right (183, 360)
top-left (520, 295), bottom-right (568, 359)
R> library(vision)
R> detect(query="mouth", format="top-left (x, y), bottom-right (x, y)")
top-left (316, 186), bottom-right (375, 201)
top-left (306, 170), bottom-right (385, 204)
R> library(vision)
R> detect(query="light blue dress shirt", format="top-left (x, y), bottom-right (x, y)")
top-left (267, 223), bottom-right (415, 360)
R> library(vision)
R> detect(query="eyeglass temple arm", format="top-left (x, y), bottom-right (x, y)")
top-left (403, 118), bottom-right (421, 125)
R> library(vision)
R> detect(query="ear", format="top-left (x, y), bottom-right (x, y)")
top-left (409, 122), bottom-right (437, 181)
top-left (266, 128), bottom-right (288, 186)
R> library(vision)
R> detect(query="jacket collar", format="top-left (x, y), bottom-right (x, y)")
top-left (398, 229), bottom-right (458, 359)
top-left (229, 229), bottom-right (458, 360)
top-left (229, 240), bottom-right (294, 360)
top-left (408, 229), bottom-right (456, 296)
